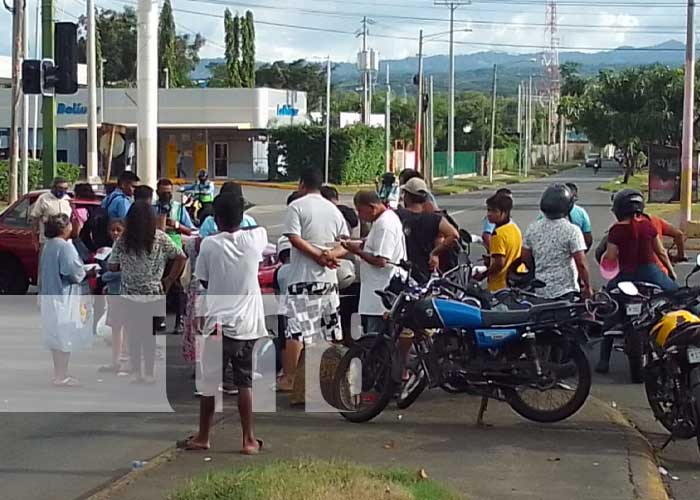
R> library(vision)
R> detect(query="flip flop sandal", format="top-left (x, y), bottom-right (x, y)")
top-left (176, 438), bottom-right (210, 451)
top-left (53, 377), bottom-right (81, 387)
top-left (240, 439), bottom-right (264, 455)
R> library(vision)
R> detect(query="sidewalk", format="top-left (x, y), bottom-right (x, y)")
top-left (91, 390), bottom-right (667, 500)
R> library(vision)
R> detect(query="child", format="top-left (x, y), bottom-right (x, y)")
top-left (474, 192), bottom-right (522, 292)
top-left (274, 236), bottom-right (292, 376)
top-left (99, 219), bottom-right (128, 375)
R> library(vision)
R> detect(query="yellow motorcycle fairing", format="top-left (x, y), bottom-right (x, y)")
top-left (650, 310), bottom-right (700, 348)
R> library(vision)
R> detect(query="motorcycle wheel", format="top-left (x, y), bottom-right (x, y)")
top-left (507, 338), bottom-right (591, 423)
top-left (335, 336), bottom-right (397, 423)
top-left (627, 330), bottom-right (644, 384)
top-left (644, 361), bottom-right (696, 439)
top-left (690, 367), bottom-right (700, 455)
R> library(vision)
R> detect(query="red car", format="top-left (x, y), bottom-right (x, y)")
top-left (0, 190), bottom-right (280, 295)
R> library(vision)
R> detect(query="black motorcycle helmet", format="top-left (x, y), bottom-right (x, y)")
top-left (197, 169), bottom-right (208, 182)
top-left (540, 184), bottom-right (575, 219)
top-left (612, 188), bottom-right (644, 220)
top-left (506, 257), bottom-right (535, 289)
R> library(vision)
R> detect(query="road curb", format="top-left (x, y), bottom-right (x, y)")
top-left (589, 398), bottom-right (670, 500)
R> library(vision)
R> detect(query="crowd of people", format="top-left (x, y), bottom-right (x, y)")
top-left (28, 166), bottom-right (688, 454)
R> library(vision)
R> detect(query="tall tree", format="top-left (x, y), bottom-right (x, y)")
top-left (224, 9), bottom-right (241, 87)
top-left (158, 0), bottom-right (178, 87)
top-left (240, 10), bottom-right (256, 88)
top-left (173, 33), bottom-right (206, 88)
top-left (257, 60), bottom-right (325, 108)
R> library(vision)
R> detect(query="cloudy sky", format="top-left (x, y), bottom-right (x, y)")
top-left (0, 0), bottom-right (692, 62)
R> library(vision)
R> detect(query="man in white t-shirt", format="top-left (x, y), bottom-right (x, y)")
top-left (343, 190), bottom-right (406, 335)
top-left (181, 193), bottom-right (267, 456)
top-left (279, 168), bottom-right (349, 392)
top-left (30, 177), bottom-right (72, 245)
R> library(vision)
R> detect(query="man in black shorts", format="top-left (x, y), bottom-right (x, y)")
top-left (178, 193), bottom-right (269, 455)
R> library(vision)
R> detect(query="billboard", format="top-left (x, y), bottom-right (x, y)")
top-left (648, 144), bottom-right (698, 203)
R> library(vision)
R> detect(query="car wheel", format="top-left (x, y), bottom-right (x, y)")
top-left (0, 254), bottom-right (29, 295)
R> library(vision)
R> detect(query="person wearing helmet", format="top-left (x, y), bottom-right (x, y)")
top-left (564, 183), bottom-right (593, 250)
top-left (521, 184), bottom-right (592, 299)
top-left (180, 169), bottom-right (215, 205)
top-left (596, 188), bottom-right (678, 373)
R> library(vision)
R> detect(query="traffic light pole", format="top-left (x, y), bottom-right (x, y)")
top-left (42, 0), bottom-right (56, 186)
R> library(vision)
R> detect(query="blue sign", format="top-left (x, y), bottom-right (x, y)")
top-left (276, 104), bottom-right (299, 117)
top-left (57, 103), bottom-right (87, 115)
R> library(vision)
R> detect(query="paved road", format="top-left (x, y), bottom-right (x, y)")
top-left (2, 163), bottom-right (698, 500)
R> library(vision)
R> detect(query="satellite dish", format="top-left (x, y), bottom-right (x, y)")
top-left (99, 131), bottom-right (125, 158)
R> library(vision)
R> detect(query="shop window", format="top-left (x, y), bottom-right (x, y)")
top-left (214, 142), bottom-right (228, 178)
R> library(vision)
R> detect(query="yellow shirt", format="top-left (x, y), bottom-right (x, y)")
top-left (488, 221), bottom-right (522, 292)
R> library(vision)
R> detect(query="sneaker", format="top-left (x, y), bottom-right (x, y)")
top-left (220, 383), bottom-right (239, 396)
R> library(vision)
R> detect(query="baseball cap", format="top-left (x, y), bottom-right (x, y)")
top-left (401, 177), bottom-right (429, 196)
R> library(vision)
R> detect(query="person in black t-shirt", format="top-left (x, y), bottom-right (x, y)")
top-left (397, 178), bottom-right (459, 283)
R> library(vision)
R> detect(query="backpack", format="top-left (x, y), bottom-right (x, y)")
top-left (80, 194), bottom-right (124, 252)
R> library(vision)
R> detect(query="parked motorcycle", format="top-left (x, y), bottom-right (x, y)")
top-left (333, 263), bottom-right (617, 424)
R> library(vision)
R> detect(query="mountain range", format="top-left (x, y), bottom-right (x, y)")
top-left (193, 40), bottom-right (688, 95)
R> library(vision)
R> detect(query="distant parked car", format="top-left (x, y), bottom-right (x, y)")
top-left (584, 153), bottom-right (602, 169)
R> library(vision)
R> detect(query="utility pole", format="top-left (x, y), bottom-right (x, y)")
top-left (42, 0), bottom-right (56, 186)
top-left (488, 64), bottom-right (497, 183)
top-left (86, 0), bottom-right (98, 180)
top-left (526, 76), bottom-right (533, 177)
top-left (21, 0), bottom-right (29, 195)
top-left (8, 0), bottom-right (25, 203)
top-left (517, 81), bottom-right (523, 176)
top-left (100, 58), bottom-right (105, 123)
top-left (435, 1), bottom-right (468, 184)
top-left (324, 55), bottom-right (331, 184)
top-left (681, 0), bottom-right (696, 227)
top-left (361, 17), bottom-right (369, 125)
top-left (32, 0), bottom-right (39, 159)
top-left (164, 67), bottom-right (169, 89)
top-left (385, 64), bottom-right (391, 172)
top-left (415, 29), bottom-right (424, 173)
top-left (427, 75), bottom-right (435, 189)
top-left (137, 0), bottom-right (158, 187)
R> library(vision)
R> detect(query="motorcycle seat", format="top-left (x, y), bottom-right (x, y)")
top-left (480, 301), bottom-right (572, 327)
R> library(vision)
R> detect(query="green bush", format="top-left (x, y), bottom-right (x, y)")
top-left (269, 124), bottom-right (386, 184)
top-left (0, 160), bottom-right (80, 201)
top-left (493, 147), bottom-right (519, 172)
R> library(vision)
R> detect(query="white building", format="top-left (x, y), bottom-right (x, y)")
top-left (0, 87), bottom-right (307, 180)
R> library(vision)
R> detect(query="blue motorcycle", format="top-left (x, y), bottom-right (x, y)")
top-left (334, 270), bottom-right (616, 424)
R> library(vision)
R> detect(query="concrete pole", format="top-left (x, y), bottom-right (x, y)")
top-left (164, 68), bottom-right (169, 89)
top-left (680, 0), bottom-right (696, 227)
top-left (31, 0), bottom-right (39, 160)
top-left (362, 17), bottom-right (369, 125)
top-left (427, 75), bottom-right (434, 189)
top-left (415, 29), bottom-right (423, 173)
top-left (86, 0), bottom-right (98, 180)
top-left (385, 64), bottom-right (391, 172)
top-left (526, 76), bottom-right (533, 178)
top-left (9, 0), bottom-right (25, 203)
top-left (517, 82), bottom-right (523, 176)
top-left (42, 0), bottom-right (56, 186)
top-left (324, 55), bottom-right (331, 184)
top-left (21, 0), bottom-right (29, 195)
top-left (488, 64), bottom-right (497, 183)
top-left (100, 58), bottom-right (105, 124)
top-left (447, 4), bottom-right (455, 184)
top-left (137, 0), bottom-right (158, 187)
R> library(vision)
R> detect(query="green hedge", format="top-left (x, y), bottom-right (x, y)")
top-left (269, 124), bottom-right (386, 184)
top-left (494, 147), bottom-right (519, 172)
top-left (0, 160), bottom-right (81, 201)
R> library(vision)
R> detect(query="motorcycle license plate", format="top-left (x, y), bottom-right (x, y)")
top-left (688, 347), bottom-right (700, 364)
top-left (626, 303), bottom-right (642, 316)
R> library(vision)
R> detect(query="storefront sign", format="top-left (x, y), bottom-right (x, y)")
top-left (57, 102), bottom-right (87, 115)
top-left (648, 144), bottom-right (698, 203)
top-left (276, 104), bottom-right (299, 117)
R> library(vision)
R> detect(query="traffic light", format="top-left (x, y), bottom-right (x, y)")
top-left (54, 22), bottom-right (78, 94)
top-left (21, 22), bottom-right (78, 95)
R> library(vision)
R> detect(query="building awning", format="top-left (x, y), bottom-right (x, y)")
top-left (62, 122), bottom-right (254, 129)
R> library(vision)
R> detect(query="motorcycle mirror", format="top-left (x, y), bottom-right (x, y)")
top-left (618, 281), bottom-right (639, 297)
top-left (459, 229), bottom-right (472, 244)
